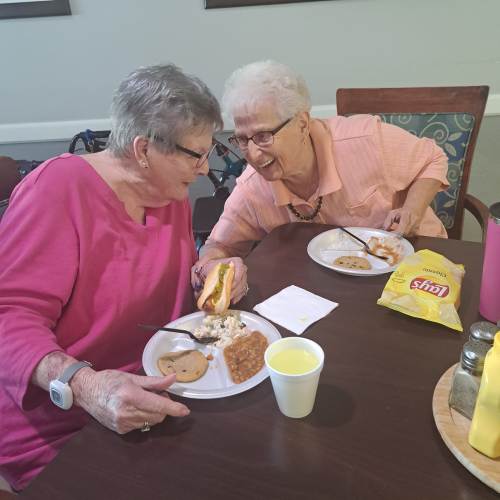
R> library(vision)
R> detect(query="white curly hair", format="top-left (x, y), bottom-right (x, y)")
top-left (222, 60), bottom-right (311, 121)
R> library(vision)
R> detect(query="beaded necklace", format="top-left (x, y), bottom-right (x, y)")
top-left (287, 196), bottom-right (323, 221)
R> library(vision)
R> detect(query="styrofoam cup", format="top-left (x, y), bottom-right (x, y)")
top-left (264, 337), bottom-right (324, 418)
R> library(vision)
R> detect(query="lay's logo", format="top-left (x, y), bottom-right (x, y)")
top-left (410, 277), bottom-right (449, 298)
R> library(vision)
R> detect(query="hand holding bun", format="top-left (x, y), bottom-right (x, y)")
top-left (197, 262), bottom-right (235, 314)
top-left (192, 257), bottom-right (248, 305)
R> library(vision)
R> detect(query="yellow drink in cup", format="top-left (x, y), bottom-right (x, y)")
top-left (265, 337), bottom-right (324, 418)
top-left (269, 348), bottom-right (320, 374)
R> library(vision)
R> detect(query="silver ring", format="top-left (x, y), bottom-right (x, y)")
top-left (244, 284), bottom-right (250, 295)
top-left (194, 266), bottom-right (206, 279)
top-left (141, 421), bottom-right (151, 433)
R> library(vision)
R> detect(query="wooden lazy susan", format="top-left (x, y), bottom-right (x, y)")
top-left (433, 363), bottom-right (500, 493)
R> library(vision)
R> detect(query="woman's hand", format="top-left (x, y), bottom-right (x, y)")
top-left (191, 256), bottom-right (248, 304)
top-left (383, 207), bottom-right (423, 236)
top-left (73, 369), bottom-right (190, 434)
top-left (384, 178), bottom-right (442, 236)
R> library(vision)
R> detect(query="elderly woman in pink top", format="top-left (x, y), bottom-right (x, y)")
top-left (193, 60), bottom-right (448, 280)
top-left (0, 64), bottom-right (248, 492)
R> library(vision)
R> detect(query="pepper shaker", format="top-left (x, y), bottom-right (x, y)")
top-left (469, 321), bottom-right (498, 347)
top-left (449, 340), bottom-right (490, 419)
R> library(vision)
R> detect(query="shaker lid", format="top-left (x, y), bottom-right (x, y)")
top-left (469, 321), bottom-right (498, 345)
top-left (461, 340), bottom-right (490, 373)
top-left (490, 202), bottom-right (500, 223)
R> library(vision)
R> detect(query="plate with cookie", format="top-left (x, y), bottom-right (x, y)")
top-left (142, 310), bottom-right (281, 399)
top-left (306, 227), bottom-right (414, 276)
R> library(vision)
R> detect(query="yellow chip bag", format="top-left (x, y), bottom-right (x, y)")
top-left (377, 249), bottom-right (465, 332)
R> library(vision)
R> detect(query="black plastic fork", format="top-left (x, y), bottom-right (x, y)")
top-left (138, 324), bottom-right (219, 344)
top-left (339, 227), bottom-right (390, 262)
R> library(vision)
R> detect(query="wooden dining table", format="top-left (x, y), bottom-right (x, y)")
top-left (21, 223), bottom-right (497, 500)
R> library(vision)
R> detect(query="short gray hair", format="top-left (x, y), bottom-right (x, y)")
top-left (107, 64), bottom-right (223, 157)
top-left (222, 60), bottom-right (311, 121)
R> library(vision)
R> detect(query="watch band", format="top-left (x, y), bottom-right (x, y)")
top-left (59, 361), bottom-right (92, 384)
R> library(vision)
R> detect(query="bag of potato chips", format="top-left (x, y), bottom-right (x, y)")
top-left (377, 249), bottom-right (465, 332)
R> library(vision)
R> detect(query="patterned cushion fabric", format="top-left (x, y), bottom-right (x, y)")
top-left (377, 113), bottom-right (475, 229)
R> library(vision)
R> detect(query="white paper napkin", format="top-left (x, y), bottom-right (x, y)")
top-left (253, 285), bottom-right (339, 335)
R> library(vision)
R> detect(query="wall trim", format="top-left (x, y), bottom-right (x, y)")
top-left (1, 94), bottom-right (499, 145)
top-left (0, 118), bottom-right (112, 145)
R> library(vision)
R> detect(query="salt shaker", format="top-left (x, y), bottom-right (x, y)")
top-left (448, 340), bottom-right (490, 419)
top-left (479, 202), bottom-right (500, 323)
top-left (469, 321), bottom-right (498, 347)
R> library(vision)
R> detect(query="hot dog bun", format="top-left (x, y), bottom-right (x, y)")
top-left (197, 262), bottom-right (235, 314)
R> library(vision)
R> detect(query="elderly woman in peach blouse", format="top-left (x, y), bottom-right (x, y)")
top-left (192, 60), bottom-right (448, 290)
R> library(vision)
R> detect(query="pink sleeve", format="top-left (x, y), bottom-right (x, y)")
top-left (377, 121), bottom-right (449, 191)
top-left (205, 182), bottom-right (267, 258)
top-left (0, 177), bottom-right (78, 410)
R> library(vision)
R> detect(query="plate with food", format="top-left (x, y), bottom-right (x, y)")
top-left (142, 310), bottom-right (281, 399)
top-left (306, 227), bottom-right (414, 276)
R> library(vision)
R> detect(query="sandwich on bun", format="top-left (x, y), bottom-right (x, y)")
top-left (197, 262), bottom-right (235, 314)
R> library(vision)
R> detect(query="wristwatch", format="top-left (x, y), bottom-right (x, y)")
top-left (49, 361), bottom-right (92, 410)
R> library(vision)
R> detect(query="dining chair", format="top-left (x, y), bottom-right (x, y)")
top-left (336, 86), bottom-right (490, 240)
top-left (0, 156), bottom-right (23, 220)
top-left (0, 156), bottom-right (42, 220)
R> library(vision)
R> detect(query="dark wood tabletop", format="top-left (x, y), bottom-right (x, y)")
top-left (21, 223), bottom-right (496, 500)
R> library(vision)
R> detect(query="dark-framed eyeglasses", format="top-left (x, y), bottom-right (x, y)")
top-left (228, 117), bottom-right (292, 151)
top-left (175, 143), bottom-right (216, 169)
top-left (150, 133), bottom-right (216, 169)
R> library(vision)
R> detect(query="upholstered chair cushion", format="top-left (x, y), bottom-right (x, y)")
top-left (377, 113), bottom-right (475, 230)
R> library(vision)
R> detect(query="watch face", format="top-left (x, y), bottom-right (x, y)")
top-left (49, 380), bottom-right (73, 410)
top-left (50, 388), bottom-right (62, 404)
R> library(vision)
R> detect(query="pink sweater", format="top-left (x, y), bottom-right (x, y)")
top-left (0, 154), bottom-right (197, 490)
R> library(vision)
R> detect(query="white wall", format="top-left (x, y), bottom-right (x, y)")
top-left (1, 0), bottom-right (500, 136)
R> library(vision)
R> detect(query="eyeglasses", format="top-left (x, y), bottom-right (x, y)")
top-left (228, 117), bottom-right (292, 151)
top-left (175, 143), bottom-right (216, 169)
top-left (151, 134), bottom-right (215, 169)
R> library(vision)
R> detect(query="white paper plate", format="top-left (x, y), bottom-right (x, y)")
top-left (306, 227), bottom-right (414, 276)
top-left (142, 310), bottom-right (281, 399)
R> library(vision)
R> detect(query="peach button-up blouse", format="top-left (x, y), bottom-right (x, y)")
top-left (206, 114), bottom-right (449, 258)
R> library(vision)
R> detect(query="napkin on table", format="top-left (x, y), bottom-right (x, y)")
top-left (253, 285), bottom-right (339, 335)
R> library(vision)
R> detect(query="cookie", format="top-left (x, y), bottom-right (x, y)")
top-left (157, 350), bottom-right (208, 382)
top-left (334, 255), bottom-right (372, 270)
top-left (223, 331), bottom-right (268, 384)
